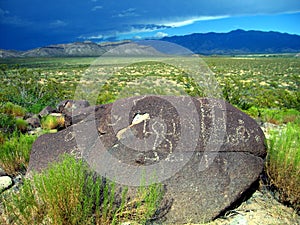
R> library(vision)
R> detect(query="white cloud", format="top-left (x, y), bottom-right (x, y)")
top-left (50, 20), bottom-right (68, 27)
top-left (155, 32), bottom-right (168, 38)
top-left (114, 8), bottom-right (139, 18)
top-left (160, 15), bottom-right (229, 27)
top-left (133, 35), bottom-right (142, 40)
top-left (80, 34), bottom-right (104, 40)
top-left (91, 6), bottom-right (103, 11)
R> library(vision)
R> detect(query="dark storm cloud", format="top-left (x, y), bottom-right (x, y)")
top-left (1, 0), bottom-right (300, 49)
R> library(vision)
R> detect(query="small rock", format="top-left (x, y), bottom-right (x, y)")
top-left (49, 113), bottom-right (63, 117)
top-left (13, 175), bottom-right (23, 185)
top-left (28, 127), bottom-right (43, 135)
top-left (121, 222), bottom-right (132, 225)
top-left (0, 176), bottom-right (13, 192)
top-left (39, 106), bottom-right (56, 118)
top-left (10, 175), bottom-right (24, 193)
top-left (26, 116), bottom-right (41, 128)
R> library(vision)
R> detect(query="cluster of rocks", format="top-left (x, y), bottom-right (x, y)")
top-left (1, 100), bottom-right (91, 195)
top-left (24, 99), bottom-right (91, 134)
top-left (26, 96), bottom-right (267, 224)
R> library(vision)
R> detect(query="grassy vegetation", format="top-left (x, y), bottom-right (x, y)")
top-left (266, 123), bottom-right (300, 211)
top-left (0, 56), bottom-right (299, 220)
top-left (0, 65), bottom-right (69, 113)
top-left (1, 155), bottom-right (164, 225)
top-left (0, 132), bottom-right (37, 176)
top-left (1, 57), bottom-right (299, 111)
top-left (204, 57), bottom-right (300, 110)
top-left (0, 102), bottom-right (27, 134)
top-left (243, 107), bottom-right (300, 125)
top-left (0, 102), bottom-right (26, 117)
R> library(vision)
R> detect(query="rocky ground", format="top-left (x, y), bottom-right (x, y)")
top-left (196, 188), bottom-right (299, 225)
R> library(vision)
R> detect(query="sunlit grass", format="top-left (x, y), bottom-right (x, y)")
top-left (266, 123), bottom-right (300, 210)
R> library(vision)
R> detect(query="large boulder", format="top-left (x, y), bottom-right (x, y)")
top-left (28, 96), bottom-right (266, 224)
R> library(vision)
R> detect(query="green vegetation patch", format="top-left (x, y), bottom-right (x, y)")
top-left (0, 132), bottom-right (37, 176)
top-left (1, 155), bottom-right (164, 225)
top-left (266, 123), bottom-right (300, 211)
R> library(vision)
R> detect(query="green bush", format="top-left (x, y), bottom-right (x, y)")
top-left (41, 115), bottom-right (65, 130)
top-left (1, 155), bottom-right (164, 225)
top-left (0, 102), bottom-right (28, 135)
top-left (0, 113), bottom-right (16, 134)
top-left (0, 102), bottom-right (26, 117)
top-left (266, 123), bottom-right (300, 211)
top-left (15, 118), bottom-right (28, 132)
top-left (0, 132), bottom-right (37, 176)
top-left (41, 115), bottom-right (59, 130)
top-left (262, 108), bottom-right (300, 125)
top-left (0, 65), bottom-right (65, 113)
top-left (243, 107), bottom-right (300, 125)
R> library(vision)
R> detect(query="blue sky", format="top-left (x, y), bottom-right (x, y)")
top-left (1, 0), bottom-right (300, 50)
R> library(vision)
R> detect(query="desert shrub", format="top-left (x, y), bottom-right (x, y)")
top-left (0, 103), bottom-right (28, 135)
top-left (266, 123), bottom-right (300, 211)
top-left (1, 155), bottom-right (164, 225)
top-left (0, 132), bottom-right (37, 176)
top-left (0, 113), bottom-right (16, 134)
top-left (0, 65), bottom-right (65, 113)
top-left (262, 109), bottom-right (300, 125)
top-left (254, 89), bottom-right (300, 110)
top-left (244, 107), bottom-right (300, 125)
top-left (0, 102), bottom-right (26, 117)
top-left (41, 115), bottom-right (61, 130)
top-left (222, 78), bottom-right (253, 110)
top-left (15, 118), bottom-right (28, 132)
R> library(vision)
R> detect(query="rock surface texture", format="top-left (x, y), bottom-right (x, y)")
top-left (28, 96), bottom-right (267, 224)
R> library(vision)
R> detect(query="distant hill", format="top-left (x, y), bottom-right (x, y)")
top-left (161, 29), bottom-right (300, 55)
top-left (1, 30), bottom-right (300, 57)
top-left (0, 41), bottom-right (163, 58)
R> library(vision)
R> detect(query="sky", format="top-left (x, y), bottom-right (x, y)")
top-left (1, 0), bottom-right (300, 50)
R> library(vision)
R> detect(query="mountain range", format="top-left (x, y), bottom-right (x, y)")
top-left (161, 29), bottom-right (300, 55)
top-left (1, 30), bottom-right (300, 58)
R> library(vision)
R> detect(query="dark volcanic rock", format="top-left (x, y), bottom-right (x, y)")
top-left (57, 99), bottom-right (90, 113)
top-left (57, 100), bottom-right (90, 126)
top-left (38, 106), bottom-right (56, 118)
top-left (26, 116), bottom-right (41, 128)
top-left (28, 95), bottom-right (266, 223)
